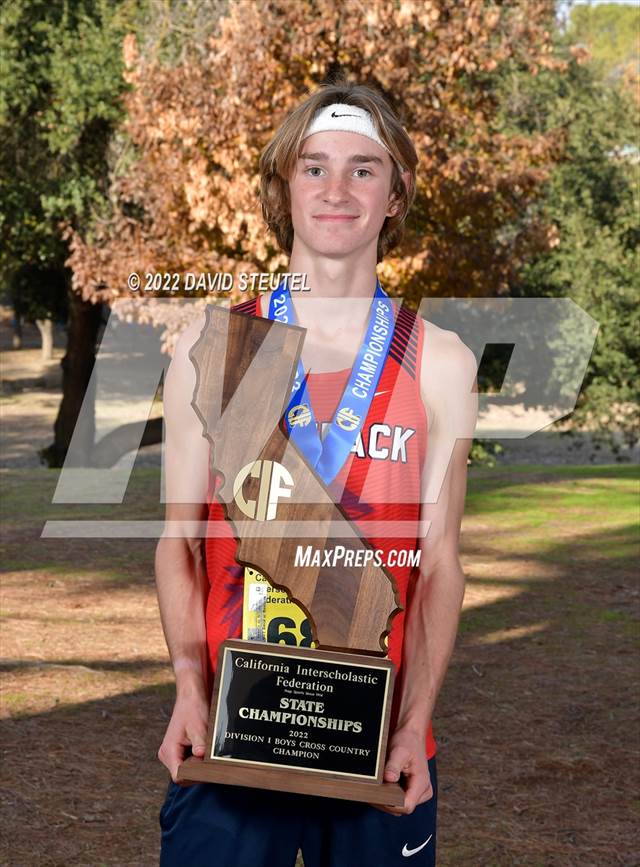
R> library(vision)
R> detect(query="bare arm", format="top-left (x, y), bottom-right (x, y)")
top-left (155, 315), bottom-right (212, 781)
top-left (382, 322), bottom-right (478, 813)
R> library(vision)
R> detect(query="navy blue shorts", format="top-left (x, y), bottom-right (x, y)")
top-left (159, 755), bottom-right (437, 867)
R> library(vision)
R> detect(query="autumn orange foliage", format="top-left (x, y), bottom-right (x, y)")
top-left (68, 0), bottom-right (568, 338)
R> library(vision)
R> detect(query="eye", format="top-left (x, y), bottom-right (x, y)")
top-left (354, 168), bottom-right (372, 178)
top-left (305, 166), bottom-right (325, 177)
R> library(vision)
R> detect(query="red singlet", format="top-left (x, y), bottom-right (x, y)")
top-left (203, 295), bottom-right (436, 759)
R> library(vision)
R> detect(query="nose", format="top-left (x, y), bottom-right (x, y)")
top-left (322, 172), bottom-right (350, 205)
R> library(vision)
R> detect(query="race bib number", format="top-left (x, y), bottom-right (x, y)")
top-left (242, 566), bottom-right (316, 648)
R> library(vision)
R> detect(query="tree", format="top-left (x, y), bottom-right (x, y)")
top-left (68, 0), bottom-right (566, 320)
top-left (501, 26), bottom-right (639, 455)
top-left (0, 0), bottom-right (144, 464)
top-left (59, 0), bottom-right (576, 468)
top-left (567, 1), bottom-right (639, 97)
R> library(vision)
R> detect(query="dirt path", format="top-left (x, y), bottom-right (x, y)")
top-left (438, 467), bottom-right (639, 865)
top-left (0, 466), bottom-right (637, 866)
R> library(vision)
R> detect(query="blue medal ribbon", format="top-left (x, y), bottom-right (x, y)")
top-left (268, 278), bottom-right (396, 485)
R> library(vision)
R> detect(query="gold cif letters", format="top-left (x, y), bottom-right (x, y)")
top-left (335, 407), bottom-right (360, 432)
top-left (233, 460), bottom-right (294, 521)
top-left (287, 404), bottom-right (312, 428)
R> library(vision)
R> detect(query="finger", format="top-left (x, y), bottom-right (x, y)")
top-left (414, 764), bottom-right (434, 805)
top-left (384, 747), bottom-right (410, 782)
top-left (398, 765), bottom-right (431, 814)
top-left (173, 743), bottom-right (202, 787)
top-left (416, 782), bottom-right (434, 805)
top-left (158, 739), bottom-right (185, 783)
top-left (403, 792), bottom-right (420, 814)
top-left (370, 782), bottom-right (414, 817)
top-left (186, 726), bottom-right (207, 758)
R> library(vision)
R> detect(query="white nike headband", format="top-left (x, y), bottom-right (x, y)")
top-left (302, 103), bottom-right (392, 156)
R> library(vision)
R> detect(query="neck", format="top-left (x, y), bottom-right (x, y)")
top-left (288, 240), bottom-right (379, 299)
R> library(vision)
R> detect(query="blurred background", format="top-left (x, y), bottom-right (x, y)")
top-left (1, 1), bottom-right (638, 865)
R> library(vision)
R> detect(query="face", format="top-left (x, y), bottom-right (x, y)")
top-left (288, 130), bottom-right (401, 260)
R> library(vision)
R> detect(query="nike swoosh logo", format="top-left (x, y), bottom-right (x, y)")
top-left (374, 390), bottom-right (389, 397)
top-left (402, 835), bottom-right (432, 857)
top-left (331, 111), bottom-right (358, 118)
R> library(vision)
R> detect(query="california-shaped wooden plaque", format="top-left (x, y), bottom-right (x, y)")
top-left (177, 305), bottom-right (404, 806)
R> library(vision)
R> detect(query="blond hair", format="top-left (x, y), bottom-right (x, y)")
top-left (259, 82), bottom-right (418, 262)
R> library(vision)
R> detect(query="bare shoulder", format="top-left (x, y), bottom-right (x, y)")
top-left (422, 318), bottom-right (477, 377)
top-left (420, 318), bottom-right (478, 430)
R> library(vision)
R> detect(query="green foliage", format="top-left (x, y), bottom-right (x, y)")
top-left (498, 33), bottom-right (639, 451)
top-left (469, 439), bottom-right (504, 468)
top-left (0, 0), bottom-right (143, 317)
top-left (568, 2), bottom-right (639, 82)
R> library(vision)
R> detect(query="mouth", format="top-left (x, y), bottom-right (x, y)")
top-left (313, 214), bottom-right (359, 222)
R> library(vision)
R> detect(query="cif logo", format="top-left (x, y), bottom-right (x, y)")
top-left (336, 406), bottom-right (360, 432)
top-left (287, 403), bottom-right (312, 428)
top-left (233, 460), bottom-right (294, 521)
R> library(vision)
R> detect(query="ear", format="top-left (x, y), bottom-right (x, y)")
top-left (386, 198), bottom-right (400, 218)
top-left (386, 169), bottom-right (411, 218)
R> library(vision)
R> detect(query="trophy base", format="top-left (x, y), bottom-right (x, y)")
top-left (177, 757), bottom-right (405, 807)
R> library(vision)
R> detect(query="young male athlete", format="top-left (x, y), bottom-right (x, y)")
top-left (155, 82), bottom-right (477, 867)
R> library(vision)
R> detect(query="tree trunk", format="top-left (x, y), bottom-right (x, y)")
top-left (35, 318), bottom-right (54, 361)
top-left (41, 290), bottom-right (103, 468)
top-left (11, 312), bottom-right (22, 349)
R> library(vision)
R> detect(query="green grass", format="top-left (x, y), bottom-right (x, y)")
top-left (464, 466), bottom-right (639, 561)
top-left (1, 463), bottom-right (638, 866)
top-left (459, 463), bottom-right (639, 646)
top-left (0, 467), bottom-right (164, 524)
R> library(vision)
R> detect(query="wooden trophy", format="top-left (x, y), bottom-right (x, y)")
top-left (177, 306), bottom-right (404, 807)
